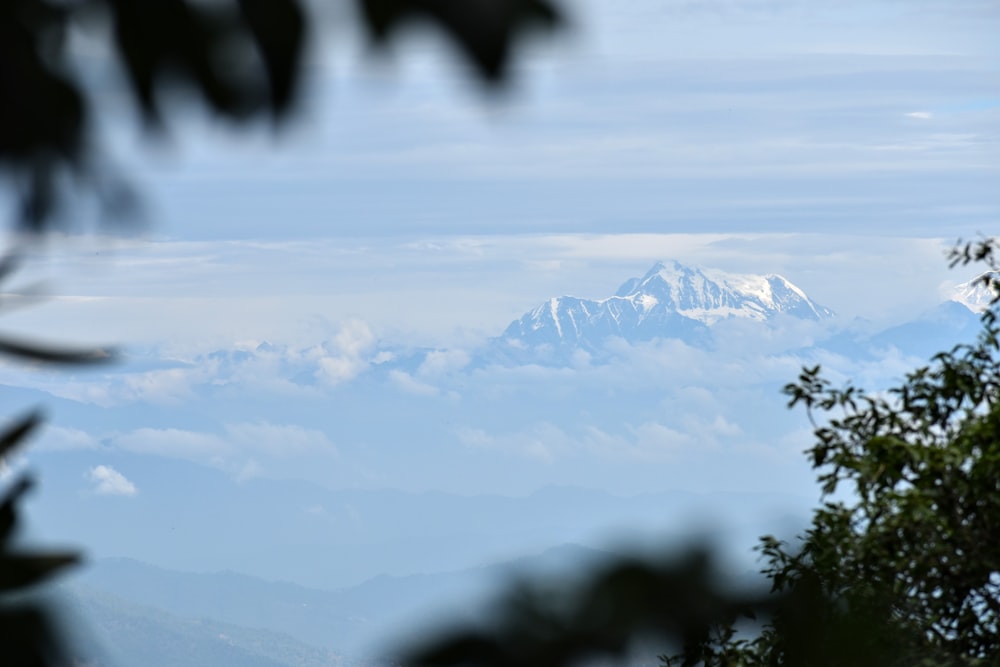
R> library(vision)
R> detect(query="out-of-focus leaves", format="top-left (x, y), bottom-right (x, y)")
top-left (403, 550), bottom-right (776, 667)
top-left (0, 411), bottom-right (44, 462)
top-left (239, 0), bottom-right (308, 117)
top-left (0, 435), bottom-right (81, 664)
top-left (0, 0), bottom-right (84, 163)
top-left (0, 476), bottom-right (34, 543)
top-left (0, 0), bottom-right (565, 230)
top-left (0, 554), bottom-right (80, 594)
top-left (0, 605), bottom-right (73, 667)
top-left (0, 337), bottom-right (115, 365)
top-left (0, 249), bottom-right (23, 285)
top-left (0, 0), bottom-right (88, 230)
top-left (107, 0), bottom-right (263, 128)
top-left (359, 0), bottom-right (563, 84)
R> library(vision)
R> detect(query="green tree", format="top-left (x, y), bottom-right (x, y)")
top-left (666, 238), bottom-right (1000, 666)
top-left (700, 240), bottom-right (1000, 667)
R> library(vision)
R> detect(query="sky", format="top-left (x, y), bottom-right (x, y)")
top-left (1, 0), bottom-right (999, 542)
top-left (3, 0), bottom-right (993, 347)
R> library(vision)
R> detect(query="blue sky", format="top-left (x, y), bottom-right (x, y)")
top-left (3, 0), bottom-right (999, 506)
top-left (4, 0), bottom-right (989, 348)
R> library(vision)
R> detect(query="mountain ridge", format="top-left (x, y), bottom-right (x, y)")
top-left (497, 260), bottom-right (833, 359)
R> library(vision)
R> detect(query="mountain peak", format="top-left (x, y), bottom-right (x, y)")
top-left (951, 272), bottom-right (999, 313)
top-left (498, 260), bottom-right (833, 361)
top-left (615, 260), bottom-right (831, 324)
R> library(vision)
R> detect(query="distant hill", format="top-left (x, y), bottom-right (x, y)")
top-left (29, 450), bottom-right (758, 589)
top-left (868, 299), bottom-right (982, 359)
top-left (72, 544), bottom-right (618, 658)
top-left (57, 585), bottom-right (376, 667)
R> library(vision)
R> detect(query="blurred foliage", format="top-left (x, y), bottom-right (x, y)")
top-left (0, 249), bottom-right (113, 665)
top-left (0, 0), bottom-right (564, 230)
top-left (400, 549), bottom-right (775, 667)
top-left (1, 2), bottom-right (562, 663)
top-left (399, 241), bottom-right (1000, 667)
top-left (5, 2), bottom-right (999, 664)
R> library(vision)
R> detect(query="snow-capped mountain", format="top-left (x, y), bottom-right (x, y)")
top-left (950, 272), bottom-right (999, 313)
top-left (499, 260), bottom-right (833, 353)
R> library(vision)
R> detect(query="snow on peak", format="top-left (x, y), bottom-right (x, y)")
top-left (617, 260), bottom-right (831, 324)
top-left (951, 272), bottom-right (999, 312)
top-left (500, 260), bottom-right (833, 353)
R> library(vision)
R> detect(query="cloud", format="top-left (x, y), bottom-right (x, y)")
top-left (5, 321), bottom-right (385, 407)
top-left (314, 320), bottom-right (377, 385)
top-left (456, 424), bottom-right (566, 463)
top-left (87, 465), bottom-right (137, 496)
top-left (577, 422), bottom-right (695, 462)
top-left (36, 426), bottom-right (100, 451)
top-left (114, 428), bottom-right (230, 464)
top-left (456, 420), bottom-right (698, 464)
top-left (107, 421), bottom-right (336, 478)
top-left (905, 111), bottom-right (933, 119)
top-left (236, 459), bottom-right (264, 482)
top-left (418, 349), bottom-right (471, 377)
top-left (223, 421), bottom-right (336, 458)
top-left (389, 370), bottom-right (440, 396)
top-left (120, 364), bottom-right (219, 405)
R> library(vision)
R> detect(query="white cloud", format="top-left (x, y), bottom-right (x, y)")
top-left (456, 420), bottom-right (698, 464)
top-left (120, 364), bottom-right (219, 405)
top-left (905, 111), bottom-right (933, 119)
top-left (236, 459), bottom-right (264, 482)
top-left (106, 421), bottom-right (336, 479)
top-left (606, 422), bottom-right (694, 461)
top-left (456, 424), bottom-right (566, 464)
top-left (417, 349), bottom-right (470, 377)
top-left (87, 465), bottom-right (138, 496)
top-left (223, 421), bottom-right (336, 458)
top-left (315, 320), bottom-right (376, 385)
top-left (389, 370), bottom-right (440, 397)
top-left (36, 426), bottom-right (100, 451)
top-left (114, 427), bottom-right (231, 466)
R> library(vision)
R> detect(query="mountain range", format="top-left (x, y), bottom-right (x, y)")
top-left (492, 260), bottom-right (833, 362)
top-left (490, 261), bottom-right (1000, 365)
top-left (10, 260), bottom-right (994, 665)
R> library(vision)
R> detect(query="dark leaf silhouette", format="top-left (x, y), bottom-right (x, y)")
top-left (0, 605), bottom-right (74, 667)
top-left (238, 0), bottom-right (309, 116)
top-left (402, 550), bottom-right (777, 667)
top-left (0, 4), bottom-right (565, 664)
top-left (0, 0), bottom-right (565, 231)
top-left (359, 0), bottom-right (562, 83)
top-left (0, 554), bottom-right (81, 594)
top-left (0, 411), bottom-right (44, 465)
top-left (0, 476), bottom-right (34, 543)
top-left (0, 337), bottom-right (115, 365)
